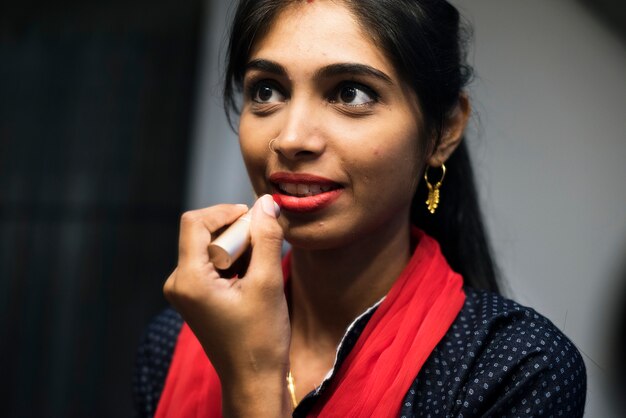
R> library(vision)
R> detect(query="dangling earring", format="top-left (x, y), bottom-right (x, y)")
top-left (424, 164), bottom-right (446, 214)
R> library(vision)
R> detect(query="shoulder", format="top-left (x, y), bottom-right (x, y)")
top-left (400, 288), bottom-right (586, 417)
top-left (133, 307), bottom-right (183, 418)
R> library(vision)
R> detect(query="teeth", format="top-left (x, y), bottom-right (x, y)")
top-left (309, 184), bottom-right (322, 195)
top-left (283, 183), bottom-right (298, 195)
top-left (297, 184), bottom-right (309, 196)
top-left (278, 183), bottom-right (334, 197)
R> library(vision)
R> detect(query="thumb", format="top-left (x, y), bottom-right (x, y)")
top-left (247, 194), bottom-right (284, 284)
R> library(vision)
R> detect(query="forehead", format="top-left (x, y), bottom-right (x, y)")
top-left (248, 1), bottom-right (396, 78)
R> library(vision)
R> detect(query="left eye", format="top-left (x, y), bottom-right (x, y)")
top-left (334, 84), bottom-right (377, 106)
top-left (252, 82), bottom-right (285, 103)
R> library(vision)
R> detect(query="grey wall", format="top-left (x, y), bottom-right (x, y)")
top-left (451, 1), bottom-right (626, 416)
top-left (186, 1), bottom-right (250, 208)
top-left (188, 1), bottom-right (626, 416)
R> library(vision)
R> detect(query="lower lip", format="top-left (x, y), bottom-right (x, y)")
top-left (272, 189), bottom-right (343, 213)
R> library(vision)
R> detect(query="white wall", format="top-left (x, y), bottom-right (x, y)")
top-left (189, 1), bottom-right (626, 416)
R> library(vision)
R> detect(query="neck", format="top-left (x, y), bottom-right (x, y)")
top-left (288, 219), bottom-right (412, 347)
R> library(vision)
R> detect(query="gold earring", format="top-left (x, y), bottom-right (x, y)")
top-left (424, 164), bottom-right (446, 214)
top-left (268, 138), bottom-right (278, 153)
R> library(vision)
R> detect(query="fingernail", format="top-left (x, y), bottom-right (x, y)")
top-left (260, 194), bottom-right (279, 218)
top-left (235, 204), bottom-right (249, 211)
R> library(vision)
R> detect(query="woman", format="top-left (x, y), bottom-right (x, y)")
top-left (134, 0), bottom-right (586, 416)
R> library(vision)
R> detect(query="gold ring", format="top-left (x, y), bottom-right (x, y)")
top-left (268, 138), bottom-right (278, 153)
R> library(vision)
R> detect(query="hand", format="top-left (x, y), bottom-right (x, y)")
top-left (163, 195), bottom-right (291, 416)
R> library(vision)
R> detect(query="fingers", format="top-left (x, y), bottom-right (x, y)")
top-left (247, 195), bottom-right (284, 287)
top-left (169, 197), bottom-right (283, 309)
top-left (178, 204), bottom-right (248, 266)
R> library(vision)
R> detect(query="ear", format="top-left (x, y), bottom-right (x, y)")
top-left (427, 93), bottom-right (471, 167)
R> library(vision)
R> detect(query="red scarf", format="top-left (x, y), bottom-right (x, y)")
top-left (155, 229), bottom-right (465, 418)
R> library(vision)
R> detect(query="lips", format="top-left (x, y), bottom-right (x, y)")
top-left (269, 172), bottom-right (343, 213)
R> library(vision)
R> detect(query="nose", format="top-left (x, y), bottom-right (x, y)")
top-left (270, 100), bottom-right (326, 160)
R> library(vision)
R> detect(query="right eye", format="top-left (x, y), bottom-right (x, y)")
top-left (251, 82), bottom-right (285, 104)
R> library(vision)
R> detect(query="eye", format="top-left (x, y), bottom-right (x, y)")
top-left (333, 83), bottom-right (378, 106)
top-left (250, 81), bottom-right (285, 104)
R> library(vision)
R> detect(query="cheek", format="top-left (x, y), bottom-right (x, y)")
top-left (330, 107), bottom-right (423, 174)
top-left (341, 149), bottom-right (412, 214)
top-left (239, 118), bottom-right (270, 189)
top-left (350, 130), bottom-right (423, 210)
top-left (362, 130), bottom-right (422, 177)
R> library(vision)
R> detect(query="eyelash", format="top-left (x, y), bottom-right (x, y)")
top-left (245, 79), bottom-right (380, 110)
top-left (246, 80), bottom-right (285, 104)
top-left (329, 81), bottom-right (380, 107)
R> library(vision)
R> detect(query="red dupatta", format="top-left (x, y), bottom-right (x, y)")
top-left (154, 229), bottom-right (465, 417)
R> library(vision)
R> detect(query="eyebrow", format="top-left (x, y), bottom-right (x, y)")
top-left (244, 59), bottom-right (394, 85)
top-left (245, 59), bottom-right (287, 77)
top-left (315, 63), bottom-right (393, 85)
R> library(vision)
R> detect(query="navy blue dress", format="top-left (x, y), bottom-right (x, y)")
top-left (134, 288), bottom-right (586, 417)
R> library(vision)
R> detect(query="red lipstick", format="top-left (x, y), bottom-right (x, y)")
top-left (269, 172), bottom-right (343, 213)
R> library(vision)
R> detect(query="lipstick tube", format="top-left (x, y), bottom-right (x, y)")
top-left (208, 202), bottom-right (279, 270)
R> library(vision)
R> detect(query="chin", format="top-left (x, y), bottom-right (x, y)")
top-left (279, 218), bottom-right (344, 251)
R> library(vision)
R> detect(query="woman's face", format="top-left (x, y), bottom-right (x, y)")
top-left (239, 0), bottom-right (426, 249)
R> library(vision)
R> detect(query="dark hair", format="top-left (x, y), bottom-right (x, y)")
top-left (223, 0), bottom-right (500, 293)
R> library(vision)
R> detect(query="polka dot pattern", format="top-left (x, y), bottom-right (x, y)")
top-left (397, 289), bottom-right (586, 417)
top-left (133, 308), bottom-right (183, 418)
top-left (133, 289), bottom-right (586, 417)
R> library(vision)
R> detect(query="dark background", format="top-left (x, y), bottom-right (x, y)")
top-left (1, 0), bottom-right (203, 416)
